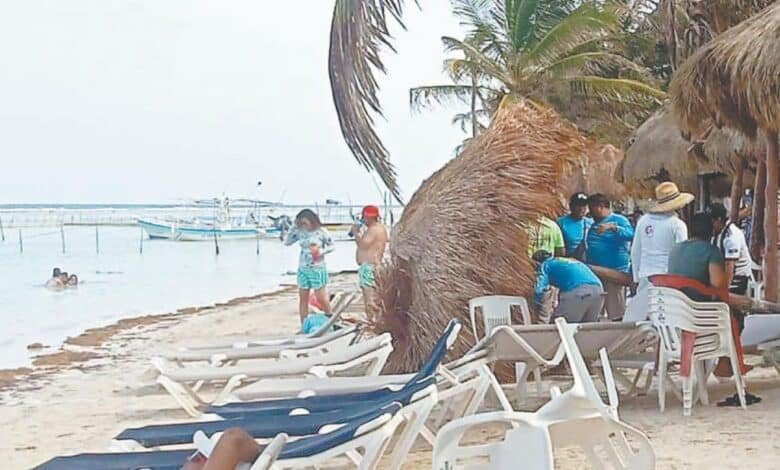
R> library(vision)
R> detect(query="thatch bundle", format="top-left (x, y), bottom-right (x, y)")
top-left (670, 2), bottom-right (780, 138)
top-left (373, 102), bottom-right (589, 372)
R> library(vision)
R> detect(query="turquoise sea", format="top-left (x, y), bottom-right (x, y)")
top-left (0, 223), bottom-right (358, 369)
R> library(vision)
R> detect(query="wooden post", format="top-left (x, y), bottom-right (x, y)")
top-left (764, 131), bottom-right (778, 302)
top-left (60, 225), bottom-right (66, 254)
top-left (213, 230), bottom-right (220, 256)
top-left (95, 225), bottom-right (100, 254)
top-left (751, 159), bottom-right (767, 262)
top-left (256, 232), bottom-right (260, 255)
top-left (18, 229), bottom-right (23, 253)
top-left (139, 227), bottom-right (144, 254)
top-left (0, 215), bottom-right (5, 242)
top-left (729, 158), bottom-right (745, 222)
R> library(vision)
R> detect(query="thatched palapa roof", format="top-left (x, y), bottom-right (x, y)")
top-left (563, 143), bottom-right (627, 200)
top-left (670, 2), bottom-right (780, 138)
top-left (620, 104), bottom-right (753, 195)
top-left (374, 102), bottom-right (589, 372)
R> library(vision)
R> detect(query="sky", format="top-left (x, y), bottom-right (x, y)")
top-left (0, 1), bottom-right (466, 205)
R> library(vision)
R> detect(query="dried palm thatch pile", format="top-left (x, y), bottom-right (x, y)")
top-left (563, 142), bottom-right (627, 201)
top-left (373, 102), bottom-right (589, 372)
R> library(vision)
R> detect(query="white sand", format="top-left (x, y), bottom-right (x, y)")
top-left (2, 274), bottom-right (780, 469)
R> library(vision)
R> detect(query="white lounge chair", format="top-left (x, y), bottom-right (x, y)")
top-left (152, 333), bottom-right (393, 417)
top-left (477, 321), bottom-right (656, 401)
top-left (432, 318), bottom-right (655, 470)
top-left (159, 325), bottom-right (359, 366)
top-left (648, 286), bottom-right (746, 415)
top-left (178, 291), bottom-right (361, 351)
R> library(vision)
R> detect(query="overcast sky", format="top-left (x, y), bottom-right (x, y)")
top-left (0, 1), bottom-right (465, 205)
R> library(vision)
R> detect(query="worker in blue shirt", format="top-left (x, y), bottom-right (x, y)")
top-left (533, 250), bottom-right (604, 323)
top-left (558, 192), bottom-right (593, 259)
top-left (586, 193), bottom-right (635, 320)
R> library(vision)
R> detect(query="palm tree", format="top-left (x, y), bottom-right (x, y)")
top-left (328, 1), bottom-right (666, 199)
top-left (409, 1), bottom-right (666, 146)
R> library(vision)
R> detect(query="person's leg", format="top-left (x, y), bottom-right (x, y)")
top-left (358, 263), bottom-right (378, 321)
top-left (203, 428), bottom-right (262, 470)
top-left (312, 266), bottom-right (332, 314)
top-left (604, 281), bottom-right (626, 321)
top-left (298, 288), bottom-right (310, 324)
top-left (537, 288), bottom-right (555, 324)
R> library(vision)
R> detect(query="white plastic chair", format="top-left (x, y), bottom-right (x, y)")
top-left (433, 318), bottom-right (655, 470)
top-left (749, 259), bottom-right (765, 301)
top-left (468, 296), bottom-right (540, 400)
top-left (648, 287), bottom-right (746, 416)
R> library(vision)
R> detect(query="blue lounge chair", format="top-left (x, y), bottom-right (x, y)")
top-left (36, 402), bottom-right (404, 470)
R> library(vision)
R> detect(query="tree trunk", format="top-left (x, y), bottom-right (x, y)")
top-left (730, 158), bottom-right (745, 222)
top-left (764, 131), bottom-right (778, 302)
top-left (751, 158), bottom-right (766, 262)
top-left (470, 74), bottom-right (478, 139)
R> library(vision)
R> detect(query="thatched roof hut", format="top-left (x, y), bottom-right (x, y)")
top-left (670, 3), bottom-right (780, 138)
top-left (620, 104), bottom-right (749, 195)
top-left (563, 143), bottom-right (627, 200)
top-left (374, 102), bottom-right (589, 372)
top-left (669, 2), bottom-right (780, 300)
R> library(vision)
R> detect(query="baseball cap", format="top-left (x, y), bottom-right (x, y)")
top-left (362, 205), bottom-right (380, 218)
top-left (569, 192), bottom-right (588, 207)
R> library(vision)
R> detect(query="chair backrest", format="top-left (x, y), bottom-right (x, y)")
top-left (648, 287), bottom-right (731, 358)
top-left (469, 295), bottom-right (530, 341)
top-left (308, 292), bottom-right (359, 338)
top-left (409, 319), bottom-right (462, 384)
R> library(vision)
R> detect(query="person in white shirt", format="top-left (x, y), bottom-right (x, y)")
top-left (708, 202), bottom-right (753, 295)
top-left (625, 182), bottom-right (693, 322)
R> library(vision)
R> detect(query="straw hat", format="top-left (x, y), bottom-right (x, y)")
top-left (648, 182), bottom-right (694, 213)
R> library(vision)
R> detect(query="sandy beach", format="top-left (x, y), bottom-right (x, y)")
top-left (3, 272), bottom-right (780, 469)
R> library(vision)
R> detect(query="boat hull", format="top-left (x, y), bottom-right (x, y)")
top-left (138, 219), bottom-right (177, 240)
top-left (137, 219), bottom-right (259, 241)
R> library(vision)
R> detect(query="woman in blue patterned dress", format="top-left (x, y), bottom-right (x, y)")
top-left (284, 209), bottom-right (335, 324)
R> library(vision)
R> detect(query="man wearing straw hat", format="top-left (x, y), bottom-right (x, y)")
top-left (625, 182), bottom-right (693, 322)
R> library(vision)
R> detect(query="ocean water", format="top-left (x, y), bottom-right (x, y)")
top-left (0, 226), bottom-right (357, 369)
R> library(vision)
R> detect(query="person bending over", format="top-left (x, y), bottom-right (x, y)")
top-left (533, 250), bottom-right (604, 323)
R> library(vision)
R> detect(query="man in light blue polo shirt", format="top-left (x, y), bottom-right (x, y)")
top-left (558, 192), bottom-right (593, 259)
top-left (533, 251), bottom-right (604, 323)
top-left (586, 193), bottom-right (634, 320)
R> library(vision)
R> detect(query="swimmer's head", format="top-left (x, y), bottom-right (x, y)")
top-left (52, 267), bottom-right (61, 277)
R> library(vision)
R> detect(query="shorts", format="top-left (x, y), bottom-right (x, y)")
top-left (554, 284), bottom-right (605, 323)
top-left (358, 263), bottom-right (376, 289)
top-left (297, 265), bottom-right (329, 290)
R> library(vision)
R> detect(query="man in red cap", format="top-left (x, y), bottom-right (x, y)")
top-left (351, 205), bottom-right (388, 320)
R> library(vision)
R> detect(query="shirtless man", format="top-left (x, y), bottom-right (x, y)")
top-left (351, 205), bottom-right (388, 321)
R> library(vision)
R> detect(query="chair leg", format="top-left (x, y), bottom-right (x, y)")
top-left (682, 375), bottom-right (693, 417)
top-left (729, 348), bottom-right (748, 409)
top-left (657, 354), bottom-right (667, 413)
top-left (695, 361), bottom-right (709, 406)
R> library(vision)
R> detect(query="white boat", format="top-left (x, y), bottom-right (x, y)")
top-left (138, 196), bottom-right (265, 241)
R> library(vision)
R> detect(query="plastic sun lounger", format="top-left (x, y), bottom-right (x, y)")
top-left (433, 319), bottom-right (655, 470)
top-left (115, 321), bottom-right (490, 453)
top-left (36, 402), bottom-right (404, 470)
top-left (152, 333), bottom-right (393, 417)
top-left (158, 325), bottom-right (360, 366)
top-left (482, 321), bottom-right (656, 401)
top-left (39, 387), bottom-right (439, 470)
top-left (178, 291), bottom-right (361, 351)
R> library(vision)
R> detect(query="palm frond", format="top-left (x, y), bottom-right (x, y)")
top-left (504, 0), bottom-right (540, 50)
top-left (542, 51), bottom-right (651, 80)
top-left (409, 85), bottom-right (488, 112)
top-left (442, 36), bottom-right (516, 87)
top-left (329, 0), bottom-right (412, 202)
top-left (523, 2), bottom-right (622, 68)
top-left (569, 75), bottom-right (666, 108)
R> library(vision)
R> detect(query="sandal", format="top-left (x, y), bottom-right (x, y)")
top-left (717, 392), bottom-right (762, 407)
